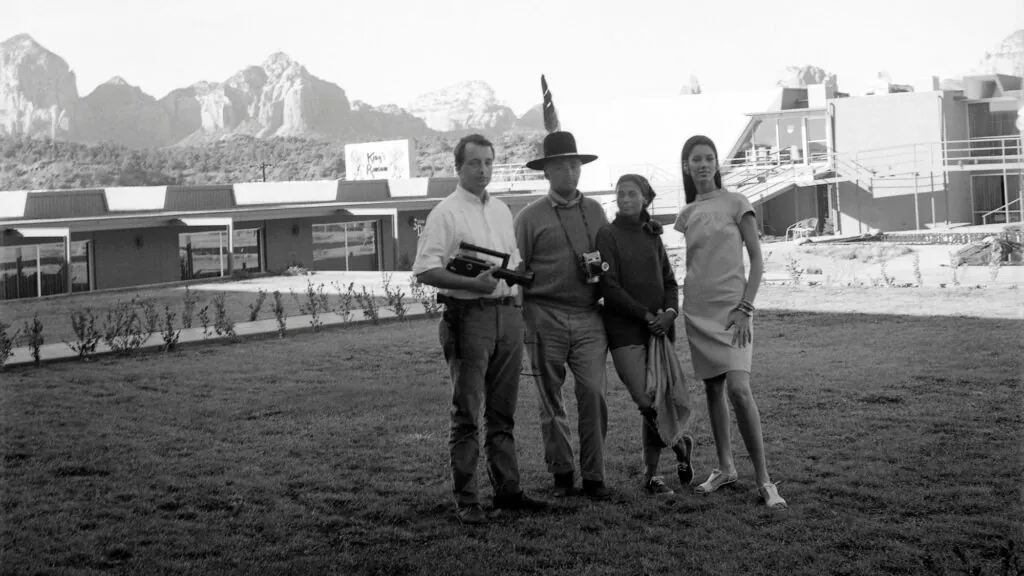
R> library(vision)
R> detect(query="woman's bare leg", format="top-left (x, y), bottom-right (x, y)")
top-left (724, 370), bottom-right (770, 485)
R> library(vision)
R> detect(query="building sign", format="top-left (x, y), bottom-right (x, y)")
top-left (344, 139), bottom-right (416, 181)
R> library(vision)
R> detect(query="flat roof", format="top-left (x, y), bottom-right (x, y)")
top-left (745, 107), bottom-right (828, 118)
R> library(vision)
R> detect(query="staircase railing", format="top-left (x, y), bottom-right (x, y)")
top-left (981, 197), bottom-right (1023, 225)
top-left (738, 164), bottom-right (804, 204)
top-left (604, 163), bottom-right (685, 186)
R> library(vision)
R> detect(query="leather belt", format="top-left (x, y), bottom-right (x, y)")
top-left (440, 296), bottom-right (517, 308)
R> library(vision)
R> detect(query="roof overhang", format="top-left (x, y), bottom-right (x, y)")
top-left (2, 226), bottom-right (71, 238)
top-left (0, 193), bottom-right (564, 233)
top-left (745, 107), bottom-right (828, 119)
top-left (171, 217), bottom-right (234, 227)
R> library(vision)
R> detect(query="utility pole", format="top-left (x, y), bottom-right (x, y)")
top-left (256, 162), bottom-right (271, 182)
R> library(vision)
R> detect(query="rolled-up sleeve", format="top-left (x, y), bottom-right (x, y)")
top-left (412, 208), bottom-right (452, 276)
top-left (733, 193), bottom-right (755, 224)
top-left (673, 207), bottom-right (687, 234)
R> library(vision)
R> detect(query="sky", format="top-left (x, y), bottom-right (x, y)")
top-left (3, 0), bottom-right (1021, 116)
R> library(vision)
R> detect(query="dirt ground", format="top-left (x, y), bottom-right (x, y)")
top-left (659, 229), bottom-right (1024, 289)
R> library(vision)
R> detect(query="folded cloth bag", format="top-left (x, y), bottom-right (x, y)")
top-left (645, 334), bottom-right (694, 446)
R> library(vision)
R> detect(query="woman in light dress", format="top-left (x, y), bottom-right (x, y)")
top-left (673, 135), bottom-right (787, 510)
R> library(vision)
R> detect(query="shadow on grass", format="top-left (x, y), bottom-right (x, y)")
top-left (0, 308), bottom-right (1021, 576)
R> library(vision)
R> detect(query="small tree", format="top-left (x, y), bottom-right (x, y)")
top-left (23, 315), bottom-right (45, 368)
top-left (0, 321), bottom-right (21, 370)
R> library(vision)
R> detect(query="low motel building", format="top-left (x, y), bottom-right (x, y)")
top-left (1, 74), bottom-right (1021, 300)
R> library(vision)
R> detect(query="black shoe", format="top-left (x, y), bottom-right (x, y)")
top-left (455, 504), bottom-right (487, 525)
top-left (552, 472), bottom-right (580, 498)
top-left (676, 435), bottom-right (694, 486)
top-left (582, 479), bottom-right (612, 501)
top-left (493, 491), bottom-right (549, 511)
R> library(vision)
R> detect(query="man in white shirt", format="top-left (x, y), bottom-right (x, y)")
top-left (413, 134), bottom-right (547, 525)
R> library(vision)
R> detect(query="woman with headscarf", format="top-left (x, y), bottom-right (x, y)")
top-left (673, 135), bottom-right (787, 510)
top-left (596, 174), bottom-right (694, 496)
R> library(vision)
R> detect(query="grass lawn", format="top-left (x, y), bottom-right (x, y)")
top-left (1, 287), bottom-right (1021, 575)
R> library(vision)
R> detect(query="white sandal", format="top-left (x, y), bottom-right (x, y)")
top-left (758, 482), bottom-right (788, 510)
top-left (694, 469), bottom-right (738, 494)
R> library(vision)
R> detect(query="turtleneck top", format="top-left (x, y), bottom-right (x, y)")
top-left (595, 211), bottom-right (679, 349)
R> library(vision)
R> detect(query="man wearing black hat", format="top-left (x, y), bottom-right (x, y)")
top-left (514, 131), bottom-right (613, 500)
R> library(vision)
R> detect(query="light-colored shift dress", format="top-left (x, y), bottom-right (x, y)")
top-left (673, 189), bottom-right (756, 380)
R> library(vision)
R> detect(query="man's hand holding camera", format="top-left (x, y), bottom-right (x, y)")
top-left (471, 265), bottom-right (500, 294)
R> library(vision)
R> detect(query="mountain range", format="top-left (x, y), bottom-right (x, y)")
top-left (0, 31), bottom-right (1020, 150)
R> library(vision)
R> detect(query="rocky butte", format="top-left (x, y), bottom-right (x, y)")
top-left (405, 80), bottom-right (518, 133)
top-left (0, 30), bottom-right (1018, 149)
top-left (0, 34), bottom-right (79, 140)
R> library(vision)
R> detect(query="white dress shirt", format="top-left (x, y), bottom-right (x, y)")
top-left (412, 184), bottom-right (521, 300)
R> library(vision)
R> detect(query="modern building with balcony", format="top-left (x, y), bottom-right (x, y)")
top-left (1, 74), bottom-right (1021, 300)
top-left (557, 75), bottom-right (1021, 237)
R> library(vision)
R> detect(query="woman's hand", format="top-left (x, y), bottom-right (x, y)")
top-left (648, 309), bottom-right (676, 337)
top-left (726, 308), bottom-right (752, 348)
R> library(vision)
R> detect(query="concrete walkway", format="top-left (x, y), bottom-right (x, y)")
top-left (4, 302), bottom-right (434, 368)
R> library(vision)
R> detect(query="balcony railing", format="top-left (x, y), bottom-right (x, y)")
top-left (489, 164), bottom-right (547, 192)
top-left (487, 135), bottom-right (1023, 194)
top-left (835, 135), bottom-right (1022, 178)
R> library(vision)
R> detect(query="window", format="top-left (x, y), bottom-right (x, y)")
top-left (0, 240), bottom-right (90, 300)
top-left (178, 228), bottom-right (262, 280)
top-left (312, 220), bottom-right (380, 272)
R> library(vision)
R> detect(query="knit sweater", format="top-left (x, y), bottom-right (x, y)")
top-left (514, 193), bottom-right (609, 310)
top-left (595, 212), bottom-right (679, 349)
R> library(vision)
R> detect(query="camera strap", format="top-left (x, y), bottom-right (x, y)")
top-left (553, 200), bottom-right (594, 260)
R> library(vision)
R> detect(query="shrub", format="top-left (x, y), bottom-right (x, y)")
top-left (211, 292), bottom-right (237, 340)
top-left (332, 281), bottom-right (356, 323)
top-left (989, 244), bottom-right (1004, 283)
top-left (248, 289), bottom-right (268, 321)
top-left (912, 252), bottom-right (923, 287)
top-left (272, 290), bottom-right (287, 338)
top-left (301, 279), bottom-right (327, 332)
top-left (102, 301), bottom-right (146, 356)
top-left (355, 285), bottom-right (380, 324)
top-left (948, 253), bottom-right (964, 288)
top-left (181, 285), bottom-right (198, 329)
top-left (381, 273), bottom-right (408, 321)
top-left (67, 307), bottom-right (102, 360)
top-left (160, 305), bottom-right (181, 352)
top-left (0, 321), bottom-right (20, 370)
top-left (197, 304), bottom-right (211, 339)
top-left (879, 255), bottom-right (896, 287)
top-left (784, 255), bottom-right (804, 286)
top-left (23, 315), bottom-right (44, 368)
top-left (409, 277), bottom-right (441, 318)
top-left (136, 296), bottom-right (160, 341)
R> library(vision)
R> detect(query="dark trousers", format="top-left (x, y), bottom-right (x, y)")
top-left (440, 303), bottom-right (524, 507)
top-left (523, 302), bottom-right (609, 482)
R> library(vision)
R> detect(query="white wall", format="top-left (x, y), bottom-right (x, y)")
top-left (554, 88), bottom-right (785, 192)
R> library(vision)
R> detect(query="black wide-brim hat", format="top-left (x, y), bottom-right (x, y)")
top-left (525, 131), bottom-right (598, 170)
